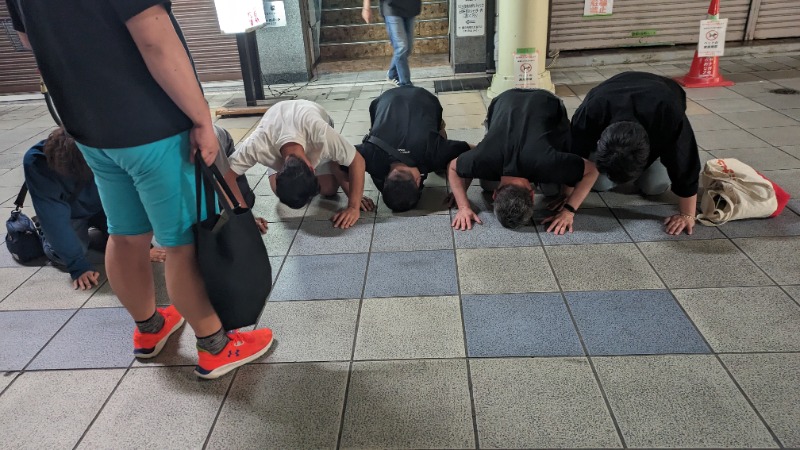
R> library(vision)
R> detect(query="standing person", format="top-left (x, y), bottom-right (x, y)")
top-left (7, 0), bottom-right (273, 380)
top-left (362, 0), bottom-right (421, 86)
top-left (570, 71), bottom-right (701, 236)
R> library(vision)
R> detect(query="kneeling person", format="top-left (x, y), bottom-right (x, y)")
top-left (448, 89), bottom-right (599, 233)
top-left (223, 100), bottom-right (373, 229)
top-left (357, 86), bottom-right (472, 211)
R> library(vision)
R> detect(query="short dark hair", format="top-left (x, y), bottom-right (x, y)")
top-left (595, 121), bottom-right (650, 184)
top-left (275, 155), bottom-right (319, 209)
top-left (494, 184), bottom-right (533, 229)
top-left (382, 171), bottom-right (420, 212)
top-left (43, 127), bottom-right (93, 181)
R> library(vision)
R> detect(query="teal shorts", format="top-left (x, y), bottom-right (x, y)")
top-left (78, 131), bottom-right (210, 247)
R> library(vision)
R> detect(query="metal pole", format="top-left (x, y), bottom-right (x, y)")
top-left (236, 31), bottom-right (265, 106)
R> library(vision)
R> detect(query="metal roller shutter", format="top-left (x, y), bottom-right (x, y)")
top-left (0, 2), bottom-right (39, 94)
top-left (549, 0), bottom-right (750, 52)
top-left (171, 0), bottom-right (242, 82)
top-left (753, 0), bottom-right (800, 40)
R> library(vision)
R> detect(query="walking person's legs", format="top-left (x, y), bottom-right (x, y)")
top-left (385, 15), bottom-right (414, 86)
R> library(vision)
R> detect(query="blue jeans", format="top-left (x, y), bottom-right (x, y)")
top-left (384, 16), bottom-right (415, 86)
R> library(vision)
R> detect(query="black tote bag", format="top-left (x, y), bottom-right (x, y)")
top-left (193, 159), bottom-right (271, 330)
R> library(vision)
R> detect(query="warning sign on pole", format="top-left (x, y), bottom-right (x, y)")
top-left (514, 51), bottom-right (539, 89)
top-left (456, 0), bottom-right (486, 37)
top-left (584, 0), bottom-right (613, 16)
top-left (698, 18), bottom-right (728, 57)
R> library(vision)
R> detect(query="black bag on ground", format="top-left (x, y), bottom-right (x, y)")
top-left (5, 185), bottom-right (44, 263)
top-left (193, 160), bottom-right (271, 330)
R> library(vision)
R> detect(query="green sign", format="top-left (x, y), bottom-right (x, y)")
top-left (516, 47), bottom-right (536, 54)
top-left (631, 29), bottom-right (657, 38)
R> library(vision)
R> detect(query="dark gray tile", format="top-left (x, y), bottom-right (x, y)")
top-left (718, 208), bottom-right (800, 238)
top-left (566, 290), bottom-right (709, 355)
top-left (453, 210), bottom-right (541, 248)
top-left (340, 359), bottom-right (474, 449)
top-left (721, 353), bottom-right (800, 448)
top-left (79, 367), bottom-right (230, 449)
top-left (709, 146), bottom-right (800, 171)
top-left (270, 253), bottom-right (368, 301)
top-left (0, 266), bottom-right (39, 301)
top-left (761, 169), bottom-right (800, 197)
top-left (462, 293), bottom-right (583, 357)
top-left (0, 266), bottom-right (106, 310)
top-left (288, 219), bottom-right (373, 255)
top-left (639, 239), bottom-right (773, 289)
top-left (674, 287), bottom-right (800, 352)
top-left (719, 110), bottom-right (799, 129)
top-left (207, 363), bottom-right (348, 450)
top-left (616, 205), bottom-right (725, 241)
top-left (735, 237), bottom-right (800, 285)
top-left (355, 296), bottom-right (464, 360)
top-left (470, 357), bottom-right (621, 449)
top-left (547, 243), bottom-right (664, 291)
top-left (687, 114), bottom-right (739, 132)
top-left (261, 221), bottom-right (300, 257)
top-left (364, 250), bottom-right (457, 297)
top-left (747, 125), bottom-right (800, 148)
top-left (537, 208), bottom-right (631, 245)
top-left (694, 129), bottom-right (770, 150)
top-left (258, 299), bottom-right (359, 362)
top-left (377, 187), bottom-right (451, 217)
top-left (457, 247), bottom-right (558, 294)
top-left (371, 215), bottom-right (453, 252)
top-left (695, 98), bottom-right (771, 114)
top-left (0, 369), bottom-right (124, 449)
top-left (0, 309), bottom-right (73, 371)
top-left (28, 307), bottom-right (134, 370)
top-left (598, 189), bottom-right (681, 208)
top-left (304, 192), bottom-right (379, 221)
top-left (594, 355), bottom-right (777, 448)
top-left (685, 87), bottom-right (744, 101)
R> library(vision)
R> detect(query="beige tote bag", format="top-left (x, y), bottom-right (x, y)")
top-left (697, 158), bottom-right (777, 226)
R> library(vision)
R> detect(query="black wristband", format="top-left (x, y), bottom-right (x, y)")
top-left (563, 203), bottom-right (577, 214)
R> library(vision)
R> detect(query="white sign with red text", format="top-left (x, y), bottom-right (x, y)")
top-left (584, 0), bottom-right (613, 16)
top-left (214, 0), bottom-right (268, 34)
top-left (698, 18), bottom-right (728, 57)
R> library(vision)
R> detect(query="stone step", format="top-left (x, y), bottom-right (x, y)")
top-left (321, 18), bottom-right (448, 44)
top-left (322, 2), bottom-right (447, 26)
top-left (319, 36), bottom-right (448, 60)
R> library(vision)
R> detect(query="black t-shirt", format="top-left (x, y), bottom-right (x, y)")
top-left (456, 89), bottom-right (585, 186)
top-left (570, 71), bottom-right (701, 197)
top-left (359, 86), bottom-right (470, 190)
top-left (380, 0), bottom-right (421, 18)
top-left (7, 0), bottom-right (195, 149)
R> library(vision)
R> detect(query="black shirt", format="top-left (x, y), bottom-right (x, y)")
top-left (456, 89), bottom-right (585, 186)
top-left (7, 0), bottom-right (195, 149)
top-left (358, 86), bottom-right (471, 190)
top-left (570, 71), bottom-right (701, 197)
top-left (380, 0), bottom-right (421, 18)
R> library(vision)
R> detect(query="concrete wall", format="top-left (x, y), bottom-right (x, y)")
top-left (256, 0), bottom-right (311, 84)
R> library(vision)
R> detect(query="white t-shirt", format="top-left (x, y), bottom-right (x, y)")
top-left (228, 100), bottom-right (357, 176)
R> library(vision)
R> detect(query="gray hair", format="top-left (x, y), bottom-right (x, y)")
top-left (494, 185), bottom-right (534, 229)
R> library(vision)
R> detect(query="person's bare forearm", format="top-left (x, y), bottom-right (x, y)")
top-left (346, 154), bottom-right (366, 210)
top-left (331, 163), bottom-right (351, 196)
top-left (223, 170), bottom-right (247, 207)
top-left (565, 160), bottom-right (599, 210)
top-left (16, 32), bottom-right (31, 50)
top-left (126, 5), bottom-right (211, 128)
top-left (362, 0), bottom-right (370, 8)
top-left (447, 159), bottom-right (472, 209)
top-left (679, 194), bottom-right (697, 216)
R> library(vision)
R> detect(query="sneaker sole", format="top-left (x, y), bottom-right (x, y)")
top-left (134, 317), bottom-right (186, 359)
top-left (193, 336), bottom-right (274, 380)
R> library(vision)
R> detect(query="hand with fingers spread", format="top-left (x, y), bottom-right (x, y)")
top-left (664, 214), bottom-right (695, 235)
top-left (542, 210), bottom-right (575, 235)
top-left (332, 207), bottom-right (360, 229)
top-left (360, 196), bottom-right (376, 212)
top-left (73, 270), bottom-right (100, 291)
top-left (452, 207), bottom-right (482, 231)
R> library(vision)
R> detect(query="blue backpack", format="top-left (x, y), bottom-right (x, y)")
top-left (5, 185), bottom-right (44, 263)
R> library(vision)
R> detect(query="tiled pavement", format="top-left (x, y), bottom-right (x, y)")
top-left (1, 54), bottom-right (800, 448)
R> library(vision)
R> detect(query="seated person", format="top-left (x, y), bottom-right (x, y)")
top-left (223, 100), bottom-right (373, 229)
top-left (448, 89), bottom-right (599, 233)
top-left (23, 127), bottom-right (165, 290)
top-left (570, 71), bottom-right (701, 235)
top-left (357, 85), bottom-right (472, 211)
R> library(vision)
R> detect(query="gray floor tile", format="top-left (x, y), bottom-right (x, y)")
top-left (445, 127), bottom-right (485, 145)
top-left (594, 355), bottom-right (777, 448)
top-left (721, 353), bottom-right (800, 448)
top-left (462, 293), bottom-right (583, 357)
top-left (685, 87), bottom-right (745, 101)
top-left (0, 266), bottom-right (38, 301)
top-left (639, 239), bottom-right (773, 289)
top-left (0, 371), bottom-right (16, 392)
top-left (719, 110), bottom-right (799, 129)
top-left (785, 285), bottom-right (800, 303)
top-left (695, 129), bottom-right (770, 150)
top-left (747, 125), bottom-right (800, 147)
top-left (288, 219), bottom-right (373, 255)
top-left (537, 208), bottom-right (631, 245)
top-left (718, 208), bottom-right (800, 238)
top-left (371, 215), bottom-right (454, 252)
top-left (710, 146), bottom-right (800, 171)
top-left (252, 194), bottom-right (309, 221)
top-left (688, 114), bottom-right (739, 131)
top-left (727, 80), bottom-right (785, 97)
top-left (364, 250), bottom-right (457, 297)
top-left (547, 243), bottom-right (664, 291)
top-left (761, 169), bottom-right (800, 197)
top-left (258, 299), bottom-right (358, 362)
top-left (28, 307), bottom-right (134, 370)
top-left (270, 253), bottom-right (368, 301)
top-left (749, 93), bottom-right (800, 110)
top-left (782, 108), bottom-right (800, 121)
top-left (304, 192), bottom-right (379, 221)
top-left (207, 363), bottom-right (348, 450)
top-left (377, 187), bottom-right (450, 217)
top-left (0, 309), bottom-right (73, 371)
top-left (0, 266), bottom-right (106, 310)
top-left (0, 369), bottom-right (123, 450)
top-left (355, 296), bottom-right (464, 360)
top-left (457, 247), bottom-right (558, 294)
top-left (735, 237), bottom-right (800, 285)
top-left (453, 210), bottom-right (540, 248)
top-left (674, 286), bottom-right (800, 352)
top-left (0, 242), bottom-right (42, 268)
top-left (262, 220), bottom-right (300, 257)
top-left (79, 367), bottom-right (229, 450)
top-left (84, 263), bottom-right (168, 308)
top-left (696, 98), bottom-right (771, 114)
top-left (598, 189), bottom-right (680, 208)
top-left (616, 204), bottom-right (725, 241)
top-left (470, 357), bottom-right (621, 449)
top-left (340, 359), bottom-right (474, 449)
top-left (781, 145), bottom-right (800, 159)
top-left (567, 290), bottom-right (709, 355)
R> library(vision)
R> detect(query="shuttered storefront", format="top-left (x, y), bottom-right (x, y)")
top-left (549, 0), bottom-right (751, 52)
top-left (752, 0), bottom-right (800, 40)
top-left (0, 2), bottom-right (39, 94)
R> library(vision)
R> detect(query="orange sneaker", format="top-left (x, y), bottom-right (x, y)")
top-left (194, 328), bottom-right (274, 380)
top-left (133, 305), bottom-right (185, 359)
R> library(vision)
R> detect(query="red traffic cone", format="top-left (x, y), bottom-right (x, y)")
top-left (675, 0), bottom-right (734, 88)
